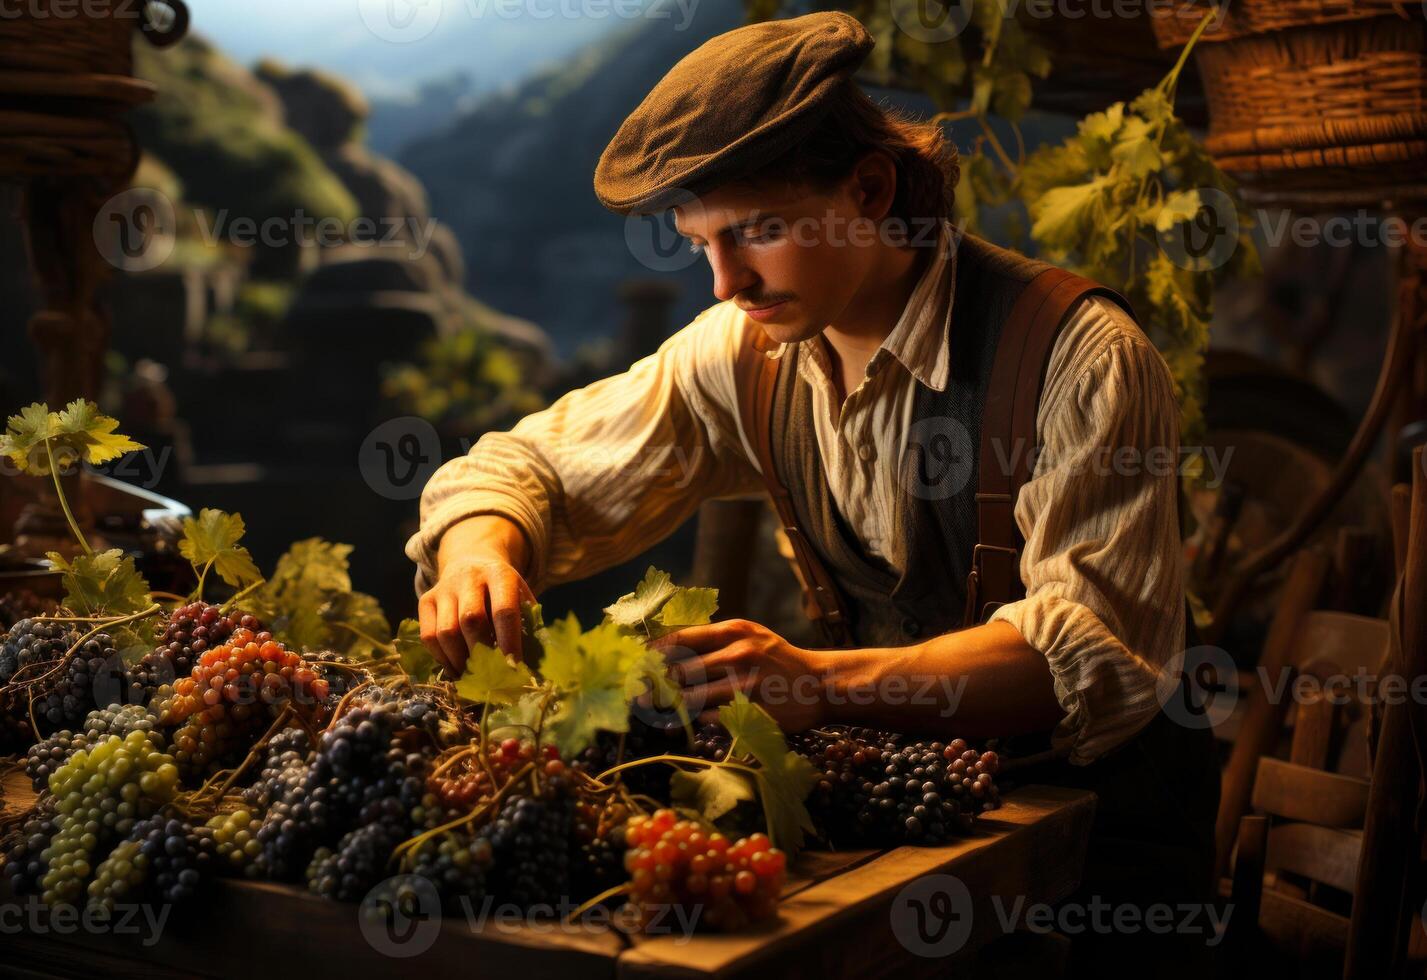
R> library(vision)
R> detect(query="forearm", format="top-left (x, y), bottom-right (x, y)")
top-left (813, 621), bottom-right (1064, 737)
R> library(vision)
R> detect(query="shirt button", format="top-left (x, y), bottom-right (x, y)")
top-left (857, 444), bottom-right (874, 461)
top-left (901, 616), bottom-right (921, 637)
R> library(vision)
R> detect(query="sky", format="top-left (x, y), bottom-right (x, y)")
top-left (187, 0), bottom-right (638, 97)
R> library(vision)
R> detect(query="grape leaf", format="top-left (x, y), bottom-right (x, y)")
top-left (603, 566), bottom-right (680, 630)
top-left (0, 403), bottom-right (58, 473)
top-left (539, 615), bottom-right (651, 757)
top-left (46, 548), bottom-right (152, 618)
top-left (322, 591), bottom-right (392, 660)
top-left (54, 400), bottom-right (144, 466)
top-left (267, 538), bottom-right (353, 595)
top-left (484, 689), bottom-right (548, 741)
top-left (1028, 177), bottom-right (1109, 249)
top-left (1154, 189), bottom-right (1203, 232)
top-left (178, 508), bottom-right (262, 588)
top-left (671, 766), bottom-right (756, 824)
top-left (718, 691), bottom-right (819, 853)
top-left (454, 642), bottom-right (535, 705)
top-left (394, 617), bottom-right (435, 684)
top-left (1111, 115), bottom-right (1163, 178)
top-left (653, 587), bottom-right (718, 633)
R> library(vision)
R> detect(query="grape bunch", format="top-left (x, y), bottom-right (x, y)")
top-left (206, 809), bottom-right (263, 878)
top-left (794, 732), bottom-right (1001, 846)
top-left (304, 735), bottom-right (432, 903)
top-left (3, 796), bottom-right (59, 895)
top-left (124, 603), bottom-right (262, 707)
top-left (30, 632), bottom-right (128, 736)
top-left (572, 798), bottom-right (630, 903)
top-left (38, 730), bottom-right (181, 906)
top-left (305, 799), bottom-right (412, 901)
top-left (577, 718), bottom-right (688, 797)
top-left (427, 737), bottom-right (550, 812)
top-left (0, 617), bottom-right (81, 748)
top-left (622, 810), bottom-right (786, 931)
top-left (240, 728), bottom-right (313, 812)
top-left (87, 809), bottom-right (216, 911)
top-left (163, 627), bottom-right (329, 775)
top-left (255, 702), bottom-right (429, 880)
top-left (480, 777), bottom-right (576, 911)
top-left (408, 832), bottom-right (493, 903)
top-left (25, 703), bottom-right (164, 791)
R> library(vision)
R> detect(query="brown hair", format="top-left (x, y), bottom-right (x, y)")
top-left (721, 78), bottom-right (960, 237)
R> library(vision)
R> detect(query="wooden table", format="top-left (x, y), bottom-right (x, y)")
top-left (1, 771), bottom-right (1095, 979)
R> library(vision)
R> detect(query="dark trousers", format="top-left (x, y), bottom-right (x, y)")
top-left (1014, 703), bottom-right (1222, 978)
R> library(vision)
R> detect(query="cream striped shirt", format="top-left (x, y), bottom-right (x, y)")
top-left (405, 225), bottom-right (1185, 764)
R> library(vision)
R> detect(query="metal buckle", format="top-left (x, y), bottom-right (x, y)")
top-left (971, 543), bottom-right (1019, 568)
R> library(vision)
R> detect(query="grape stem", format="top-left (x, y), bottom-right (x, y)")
top-left (391, 761), bottom-right (535, 867)
top-left (565, 883), bottom-right (631, 923)
top-left (44, 439), bottom-right (91, 556)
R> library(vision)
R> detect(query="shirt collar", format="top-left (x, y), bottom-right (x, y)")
top-left (756, 218), bottom-right (957, 393)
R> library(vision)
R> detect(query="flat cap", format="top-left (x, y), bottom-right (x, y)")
top-left (594, 11), bottom-right (875, 215)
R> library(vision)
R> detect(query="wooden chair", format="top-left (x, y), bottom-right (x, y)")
top-left (1210, 552), bottom-right (1390, 973)
top-left (1221, 449), bottom-right (1427, 978)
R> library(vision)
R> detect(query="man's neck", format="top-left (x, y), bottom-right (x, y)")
top-left (820, 242), bottom-right (934, 403)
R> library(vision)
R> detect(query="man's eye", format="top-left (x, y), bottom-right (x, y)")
top-left (687, 240), bottom-right (706, 255)
top-left (738, 227), bottom-right (779, 245)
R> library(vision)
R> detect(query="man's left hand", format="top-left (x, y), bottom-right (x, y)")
top-left (650, 618), bottom-right (827, 731)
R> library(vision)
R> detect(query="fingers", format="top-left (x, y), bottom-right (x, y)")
top-left (420, 562), bottom-right (541, 678)
top-left (653, 619), bottom-right (751, 656)
top-left (681, 674), bottom-right (751, 714)
top-left (457, 579), bottom-right (494, 655)
top-left (487, 573), bottom-right (526, 660)
top-left (435, 591), bottom-right (470, 677)
top-left (418, 592), bottom-right (453, 677)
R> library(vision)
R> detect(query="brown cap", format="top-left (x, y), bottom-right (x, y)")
top-left (593, 11), bottom-right (875, 216)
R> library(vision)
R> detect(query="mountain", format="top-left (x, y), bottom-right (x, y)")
top-left (399, 0), bottom-right (750, 356)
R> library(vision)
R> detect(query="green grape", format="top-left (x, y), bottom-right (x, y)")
top-left (38, 730), bottom-right (178, 906)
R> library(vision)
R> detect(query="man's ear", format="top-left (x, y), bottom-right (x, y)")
top-left (848, 149), bottom-right (898, 221)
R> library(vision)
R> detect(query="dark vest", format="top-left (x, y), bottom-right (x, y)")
top-left (769, 233), bottom-right (1053, 648)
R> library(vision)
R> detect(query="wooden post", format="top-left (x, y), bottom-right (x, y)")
top-left (1345, 446), bottom-right (1427, 980)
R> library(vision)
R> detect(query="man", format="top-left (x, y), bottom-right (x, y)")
top-left (407, 11), bottom-right (1218, 972)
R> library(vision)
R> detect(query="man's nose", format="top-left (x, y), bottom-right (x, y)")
top-left (707, 244), bottom-right (758, 304)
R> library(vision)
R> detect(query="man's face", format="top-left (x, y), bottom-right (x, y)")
top-left (672, 177), bottom-right (881, 346)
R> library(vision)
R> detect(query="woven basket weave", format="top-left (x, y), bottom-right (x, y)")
top-left (0, 6), bottom-right (135, 76)
top-left (1152, 2), bottom-right (1427, 193)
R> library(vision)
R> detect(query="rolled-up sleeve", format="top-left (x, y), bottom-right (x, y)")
top-left (988, 296), bottom-right (1185, 765)
top-left (403, 304), bottom-right (764, 596)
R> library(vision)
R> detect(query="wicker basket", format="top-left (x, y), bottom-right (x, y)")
top-left (1151, 2), bottom-right (1427, 196)
top-left (0, 5), bottom-right (135, 76)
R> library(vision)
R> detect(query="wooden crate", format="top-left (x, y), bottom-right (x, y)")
top-left (0, 770), bottom-right (1094, 979)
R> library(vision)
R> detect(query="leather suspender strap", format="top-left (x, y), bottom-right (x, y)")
top-left (734, 328), bottom-right (855, 648)
top-left (965, 269), bottom-right (1135, 626)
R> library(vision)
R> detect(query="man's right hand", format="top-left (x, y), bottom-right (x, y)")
top-left (419, 514), bottom-right (536, 677)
